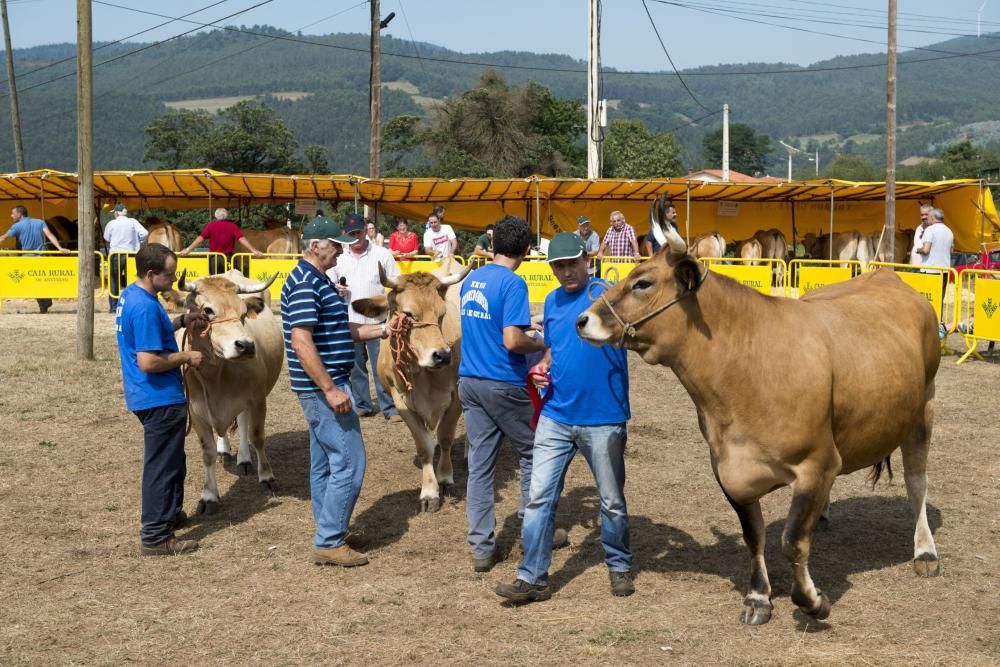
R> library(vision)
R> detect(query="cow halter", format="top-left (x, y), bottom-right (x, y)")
top-left (598, 268), bottom-right (706, 348)
top-left (180, 313), bottom-right (242, 435)
top-left (386, 310), bottom-right (438, 391)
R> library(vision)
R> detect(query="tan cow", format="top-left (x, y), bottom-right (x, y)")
top-left (807, 230), bottom-right (871, 269)
top-left (243, 227), bottom-right (302, 255)
top-left (871, 228), bottom-right (915, 263)
top-left (689, 232), bottom-right (726, 259)
top-left (146, 219), bottom-right (183, 250)
top-left (578, 199), bottom-right (940, 625)
top-left (733, 238), bottom-right (762, 263)
top-left (353, 259), bottom-right (471, 512)
top-left (175, 269), bottom-right (284, 515)
top-left (753, 228), bottom-right (788, 286)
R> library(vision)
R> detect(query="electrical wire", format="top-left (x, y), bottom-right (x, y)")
top-left (640, 0), bottom-right (713, 112)
top-left (395, 0), bottom-right (427, 75)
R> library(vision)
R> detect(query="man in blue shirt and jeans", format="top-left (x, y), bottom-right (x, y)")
top-left (281, 216), bottom-right (390, 568)
top-left (459, 216), bottom-right (549, 573)
top-left (496, 232), bottom-right (633, 602)
top-left (115, 243), bottom-right (204, 556)
top-left (0, 205), bottom-right (70, 313)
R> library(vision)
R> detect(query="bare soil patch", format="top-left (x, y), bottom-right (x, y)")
top-left (0, 310), bottom-right (997, 665)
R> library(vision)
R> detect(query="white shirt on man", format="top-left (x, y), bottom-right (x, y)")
top-left (327, 242), bottom-right (400, 325)
top-left (423, 224), bottom-right (456, 257)
top-left (104, 215), bottom-right (148, 252)
top-left (922, 222), bottom-right (954, 269)
top-left (910, 225), bottom-right (927, 266)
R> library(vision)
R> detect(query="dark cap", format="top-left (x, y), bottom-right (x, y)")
top-left (577, 215), bottom-right (590, 226)
top-left (302, 216), bottom-right (355, 244)
top-left (546, 232), bottom-right (587, 263)
top-left (343, 213), bottom-right (365, 234)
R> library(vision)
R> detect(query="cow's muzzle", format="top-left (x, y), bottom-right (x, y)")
top-left (233, 338), bottom-right (256, 358)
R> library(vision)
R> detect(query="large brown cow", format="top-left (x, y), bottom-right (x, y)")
top-left (753, 228), bottom-right (788, 286)
top-left (243, 227), bottom-right (302, 255)
top-left (577, 199), bottom-right (940, 625)
top-left (146, 219), bottom-right (183, 250)
top-left (353, 259), bottom-right (471, 512)
top-left (175, 269), bottom-right (283, 515)
top-left (871, 228), bottom-right (915, 263)
top-left (807, 230), bottom-right (871, 268)
top-left (732, 238), bottom-right (762, 263)
top-left (689, 232), bottom-right (726, 259)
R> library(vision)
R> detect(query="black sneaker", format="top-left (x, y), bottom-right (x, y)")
top-left (495, 578), bottom-right (551, 603)
top-left (609, 570), bottom-right (635, 597)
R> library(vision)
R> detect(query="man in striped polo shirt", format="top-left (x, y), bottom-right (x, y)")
top-left (281, 216), bottom-right (390, 568)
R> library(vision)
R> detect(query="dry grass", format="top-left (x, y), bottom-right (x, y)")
top-left (0, 307), bottom-right (998, 666)
top-left (164, 92), bottom-right (313, 113)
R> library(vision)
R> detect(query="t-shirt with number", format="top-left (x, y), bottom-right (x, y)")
top-left (459, 263), bottom-right (532, 384)
top-left (115, 283), bottom-right (185, 411)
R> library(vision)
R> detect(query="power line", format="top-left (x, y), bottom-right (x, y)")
top-left (640, 0), bottom-right (713, 112)
top-left (394, 0), bottom-right (427, 75)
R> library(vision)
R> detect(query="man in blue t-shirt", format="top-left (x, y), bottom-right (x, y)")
top-left (459, 215), bottom-right (548, 573)
top-left (115, 243), bottom-right (204, 556)
top-left (0, 205), bottom-right (70, 313)
top-left (281, 216), bottom-right (389, 568)
top-left (496, 232), bottom-right (633, 603)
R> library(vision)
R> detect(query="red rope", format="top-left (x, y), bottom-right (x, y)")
top-left (386, 310), bottom-right (435, 391)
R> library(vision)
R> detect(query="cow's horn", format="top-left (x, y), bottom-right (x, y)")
top-left (235, 273), bottom-right (278, 294)
top-left (176, 269), bottom-right (197, 292)
top-left (438, 263), bottom-right (472, 287)
top-left (649, 194), bottom-right (687, 255)
top-left (379, 263), bottom-right (398, 290)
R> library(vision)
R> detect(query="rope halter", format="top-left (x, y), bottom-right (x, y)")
top-left (592, 268), bottom-right (706, 348)
top-left (386, 310), bottom-right (438, 391)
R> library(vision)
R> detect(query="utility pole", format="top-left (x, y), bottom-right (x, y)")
top-left (722, 103), bottom-right (730, 181)
top-left (369, 0), bottom-right (381, 182)
top-left (587, 0), bottom-right (602, 179)
top-left (779, 140), bottom-right (800, 182)
top-left (885, 0), bottom-right (897, 261)
top-left (76, 0), bottom-right (94, 360)
top-left (1, 0), bottom-right (24, 170)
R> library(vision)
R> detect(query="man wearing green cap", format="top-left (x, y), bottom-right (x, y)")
top-left (495, 232), bottom-right (633, 603)
top-left (280, 215), bottom-right (390, 567)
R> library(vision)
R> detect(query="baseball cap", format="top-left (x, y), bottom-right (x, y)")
top-left (302, 216), bottom-right (355, 244)
top-left (546, 232), bottom-right (587, 263)
top-left (577, 215), bottom-right (590, 226)
top-left (113, 204), bottom-right (127, 213)
top-left (343, 213), bottom-right (366, 235)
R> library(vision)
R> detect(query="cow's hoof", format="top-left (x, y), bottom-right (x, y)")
top-left (439, 482), bottom-right (453, 497)
top-left (259, 479), bottom-right (277, 493)
top-left (803, 592), bottom-right (831, 620)
top-left (238, 461), bottom-right (253, 476)
top-left (221, 452), bottom-right (235, 464)
top-left (196, 499), bottom-right (219, 515)
top-left (420, 497), bottom-right (442, 513)
top-left (739, 604), bottom-right (772, 626)
top-left (913, 553), bottom-right (940, 577)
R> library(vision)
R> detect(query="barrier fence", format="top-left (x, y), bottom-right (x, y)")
top-left (788, 259), bottom-right (860, 298)
top-left (956, 269), bottom-right (1000, 364)
top-left (698, 257), bottom-right (787, 296)
top-left (866, 261), bottom-right (959, 335)
top-left (0, 250), bottom-right (106, 310)
top-left (108, 251), bottom-right (229, 298)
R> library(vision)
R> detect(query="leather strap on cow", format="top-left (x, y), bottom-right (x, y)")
top-left (598, 269), bottom-right (706, 348)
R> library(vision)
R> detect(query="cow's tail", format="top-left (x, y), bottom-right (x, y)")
top-left (867, 455), bottom-right (894, 488)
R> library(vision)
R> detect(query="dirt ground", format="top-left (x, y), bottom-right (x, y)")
top-left (1, 304), bottom-right (998, 666)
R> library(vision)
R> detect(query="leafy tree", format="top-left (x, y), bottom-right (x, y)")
top-left (143, 109), bottom-right (213, 169)
top-left (819, 154), bottom-right (882, 181)
top-left (702, 123), bottom-right (773, 176)
top-left (603, 119), bottom-right (682, 178)
top-left (198, 101), bottom-right (301, 173)
top-left (303, 144), bottom-right (330, 173)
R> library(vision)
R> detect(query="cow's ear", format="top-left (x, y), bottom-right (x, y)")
top-left (673, 257), bottom-right (702, 296)
top-left (352, 295), bottom-right (389, 319)
top-left (244, 296), bottom-right (266, 316)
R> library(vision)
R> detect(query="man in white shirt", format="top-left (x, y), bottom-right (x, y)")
top-left (423, 214), bottom-right (457, 259)
top-left (104, 204), bottom-right (149, 312)
top-left (328, 213), bottom-right (402, 421)
top-left (913, 207), bottom-right (955, 338)
top-left (909, 204), bottom-right (933, 267)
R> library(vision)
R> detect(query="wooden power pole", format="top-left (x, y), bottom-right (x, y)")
top-left (1, 0), bottom-right (24, 171)
top-left (885, 0), bottom-right (897, 260)
top-left (76, 0), bottom-right (94, 360)
top-left (369, 0), bottom-right (381, 181)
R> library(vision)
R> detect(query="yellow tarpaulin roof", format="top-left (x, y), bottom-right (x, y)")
top-left (1, 170), bottom-right (997, 252)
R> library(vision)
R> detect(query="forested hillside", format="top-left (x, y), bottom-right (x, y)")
top-left (2, 25), bottom-right (999, 175)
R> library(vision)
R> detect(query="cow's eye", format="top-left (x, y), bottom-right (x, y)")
top-left (403, 310), bottom-right (414, 318)
top-left (203, 306), bottom-right (215, 318)
top-left (633, 279), bottom-right (653, 291)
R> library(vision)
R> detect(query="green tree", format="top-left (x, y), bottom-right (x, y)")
top-left (198, 100), bottom-right (301, 173)
top-left (702, 123), bottom-right (773, 176)
top-left (819, 154), bottom-right (882, 181)
top-left (143, 109), bottom-right (213, 169)
top-left (603, 119), bottom-right (682, 179)
top-left (303, 144), bottom-right (330, 173)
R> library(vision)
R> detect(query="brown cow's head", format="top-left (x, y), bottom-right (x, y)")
top-left (176, 270), bottom-right (276, 360)
top-left (353, 264), bottom-right (470, 370)
top-left (577, 196), bottom-right (704, 358)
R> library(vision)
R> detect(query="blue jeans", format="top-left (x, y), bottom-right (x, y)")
top-left (298, 388), bottom-right (366, 549)
top-left (518, 415), bottom-right (630, 585)
top-left (459, 377), bottom-right (535, 560)
top-left (350, 339), bottom-right (396, 416)
top-left (134, 403), bottom-right (187, 547)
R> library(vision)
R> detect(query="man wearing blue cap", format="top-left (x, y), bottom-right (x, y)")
top-left (495, 232), bottom-right (633, 602)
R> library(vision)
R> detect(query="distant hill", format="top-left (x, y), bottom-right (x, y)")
top-left (2, 27), bottom-right (1000, 175)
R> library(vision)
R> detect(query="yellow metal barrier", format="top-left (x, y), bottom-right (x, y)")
top-left (698, 257), bottom-right (786, 296)
top-left (956, 269), bottom-right (1000, 364)
top-left (109, 251), bottom-right (228, 298)
top-left (866, 261), bottom-right (958, 334)
top-left (396, 254), bottom-right (467, 275)
top-left (232, 252), bottom-right (300, 302)
top-left (788, 259), bottom-right (861, 298)
top-left (514, 256), bottom-right (561, 304)
top-left (598, 256), bottom-right (645, 283)
top-left (0, 250), bottom-right (107, 308)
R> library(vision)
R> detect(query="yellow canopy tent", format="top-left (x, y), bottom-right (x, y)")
top-left (2, 170), bottom-right (997, 252)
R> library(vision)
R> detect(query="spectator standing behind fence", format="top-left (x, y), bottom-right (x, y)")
top-left (281, 216), bottom-right (390, 567)
top-left (642, 202), bottom-right (677, 257)
top-left (115, 243), bottom-right (205, 556)
top-left (597, 210), bottom-right (640, 264)
top-left (910, 204), bottom-right (933, 266)
top-left (495, 233), bottom-right (633, 603)
top-left (473, 224), bottom-right (495, 260)
top-left (458, 215), bottom-right (548, 573)
top-left (423, 214), bottom-right (457, 259)
top-left (328, 213), bottom-right (401, 422)
top-left (575, 216), bottom-right (601, 277)
top-left (365, 221), bottom-right (385, 248)
top-left (0, 205), bottom-right (69, 313)
top-left (104, 204), bottom-right (148, 313)
top-left (388, 217), bottom-right (419, 259)
top-left (914, 207), bottom-right (955, 339)
top-left (179, 208), bottom-right (264, 274)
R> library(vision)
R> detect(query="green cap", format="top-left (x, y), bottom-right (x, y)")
top-left (576, 215), bottom-right (590, 226)
top-left (303, 216), bottom-right (355, 244)
top-left (546, 232), bottom-right (587, 263)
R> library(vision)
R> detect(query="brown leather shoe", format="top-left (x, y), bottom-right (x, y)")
top-left (313, 544), bottom-right (369, 567)
top-left (141, 538), bottom-right (199, 557)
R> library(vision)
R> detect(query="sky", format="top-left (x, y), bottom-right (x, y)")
top-left (4, 0), bottom-right (999, 71)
